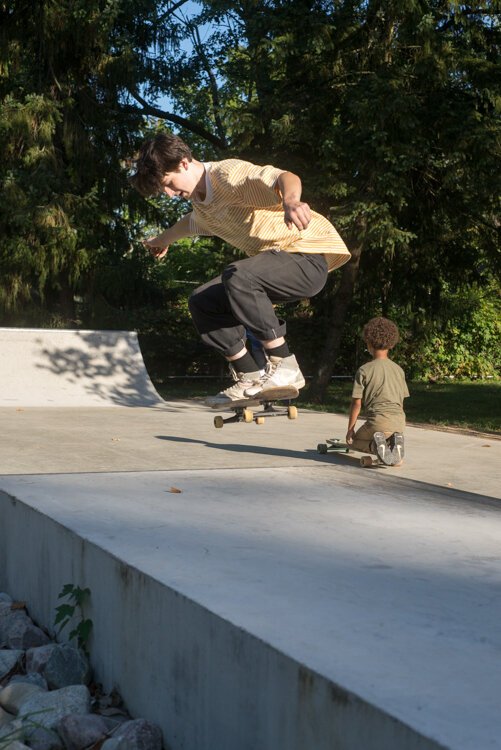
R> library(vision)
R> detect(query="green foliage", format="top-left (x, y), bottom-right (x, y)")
top-left (161, 0), bottom-right (499, 392)
top-left (0, 0), bottom-right (499, 388)
top-left (302, 279), bottom-right (501, 381)
top-left (0, 710), bottom-right (56, 749)
top-left (396, 282), bottom-right (501, 380)
top-left (54, 583), bottom-right (93, 653)
top-left (0, 0), bottom-right (180, 315)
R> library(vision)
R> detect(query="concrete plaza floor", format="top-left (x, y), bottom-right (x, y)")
top-left (1, 400), bottom-right (500, 750)
top-left (0, 402), bottom-right (499, 497)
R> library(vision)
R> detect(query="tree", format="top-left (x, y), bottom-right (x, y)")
top-left (1, 0), bottom-right (498, 385)
top-left (0, 0), bottom-right (207, 320)
top-left (174, 0), bottom-right (500, 390)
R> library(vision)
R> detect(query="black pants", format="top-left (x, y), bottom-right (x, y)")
top-left (188, 250), bottom-right (328, 357)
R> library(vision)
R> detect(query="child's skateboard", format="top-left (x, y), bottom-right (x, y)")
top-left (213, 385), bottom-right (299, 429)
top-left (316, 438), bottom-right (382, 468)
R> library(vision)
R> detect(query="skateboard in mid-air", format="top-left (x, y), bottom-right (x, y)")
top-left (316, 438), bottom-right (382, 467)
top-left (212, 385), bottom-right (299, 429)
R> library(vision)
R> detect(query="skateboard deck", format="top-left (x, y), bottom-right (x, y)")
top-left (212, 385), bottom-right (299, 428)
top-left (316, 438), bottom-right (383, 468)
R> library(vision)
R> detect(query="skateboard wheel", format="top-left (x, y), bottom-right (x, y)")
top-left (287, 405), bottom-right (298, 420)
top-left (317, 443), bottom-right (328, 455)
top-left (360, 456), bottom-right (374, 467)
top-left (214, 416), bottom-right (224, 429)
top-left (242, 408), bottom-right (253, 423)
top-left (255, 416), bottom-right (265, 425)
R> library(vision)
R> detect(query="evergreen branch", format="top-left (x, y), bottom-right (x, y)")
top-left (157, 0), bottom-right (191, 24)
top-left (190, 23), bottom-right (228, 147)
top-left (438, 9), bottom-right (498, 32)
top-left (124, 91), bottom-right (227, 150)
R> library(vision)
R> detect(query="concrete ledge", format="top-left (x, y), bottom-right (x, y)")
top-left (0, 491), bottom-right (440, 750)
top-left (1, 467), bottom-right (500, 750)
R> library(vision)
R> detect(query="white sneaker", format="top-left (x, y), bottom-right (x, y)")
top-left (371, 432), bottom-right (393, 466)
top-left (244, 354), bottom-right (305, 397)
top-left (205, 366), bottom-right (262, 408)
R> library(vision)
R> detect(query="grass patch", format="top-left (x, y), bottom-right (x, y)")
top-left (156, 378), bottom-right (501, 435)
top-left (403, 381), bottom-right (501, 434)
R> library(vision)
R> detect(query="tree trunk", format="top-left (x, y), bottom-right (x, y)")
top-left (306, 239), bottom-right (364, 402)
top-left (58, 270), bottom-right (76, 325)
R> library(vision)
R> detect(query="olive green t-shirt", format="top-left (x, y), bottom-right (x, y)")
top-left (352, 358), bottom-right (409, 420)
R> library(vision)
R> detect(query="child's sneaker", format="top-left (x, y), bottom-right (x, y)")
top-left (389, 432), bottom-right (405, 465)
top-left (371, 431), bottom-right (393, 466)
top-left (244, 354), bottom-right (305, 397)
top-left (205, 366), bottom-right (262, 408)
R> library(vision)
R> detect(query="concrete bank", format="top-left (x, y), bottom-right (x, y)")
top-left (1, 395), bottom-right (501, 750)
top-left (1, 401), bottom-right (500, 750)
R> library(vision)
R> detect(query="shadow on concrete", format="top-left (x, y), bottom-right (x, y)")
top-left (35, 331), bottom-right (162, 407)
top-left (155, 434), bottom-right (330, 462)
top-left (154, 434), bottom-right (501, 506)
top-left (0, 328), bottom-right (164, 407)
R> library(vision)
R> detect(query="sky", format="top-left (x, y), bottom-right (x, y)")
top-left (152, 0), bottom-right (213, 111)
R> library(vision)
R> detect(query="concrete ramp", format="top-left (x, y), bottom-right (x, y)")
top-left (0, 327), bottom-right (164, 407)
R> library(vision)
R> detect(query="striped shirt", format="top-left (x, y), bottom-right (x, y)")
top-left (187, 159), bottom-right (350, 272)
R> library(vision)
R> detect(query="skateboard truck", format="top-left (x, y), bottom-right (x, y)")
top-left (214, 400), bottom-right (298, 428)
top-left (212, 386), bottom-right (299, 428)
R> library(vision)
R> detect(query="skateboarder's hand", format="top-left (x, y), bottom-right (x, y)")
top-left (346, 428), bottom-right (355, 445)
top-left (142, 237), bottom-right (169, 259)
top-left (283, 200), bottom-right (311, 231)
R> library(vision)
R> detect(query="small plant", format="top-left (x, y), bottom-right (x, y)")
top-left (0, 711), bottom-right (53, 749)
top-left (54, 583), bottom-right (93, 652)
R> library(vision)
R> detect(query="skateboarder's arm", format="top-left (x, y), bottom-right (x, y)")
top-left (276, 172), bottom-right (312, 231)
top-left (346, 398), bottom-right (362, 444)
top-left (142, 213), bottom-right (195, 259)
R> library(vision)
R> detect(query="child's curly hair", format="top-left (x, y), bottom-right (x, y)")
top-left (362, 317), bottom-right (400, 350)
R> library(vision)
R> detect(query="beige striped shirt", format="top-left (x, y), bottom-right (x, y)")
top-left (187, 159), bottom-right (350, 272)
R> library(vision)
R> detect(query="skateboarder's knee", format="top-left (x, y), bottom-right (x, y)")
top-left (222, 263), bottom-right (249, 295)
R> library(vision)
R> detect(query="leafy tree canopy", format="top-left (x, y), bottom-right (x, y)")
top-left (0, 0), bottom-right (499, 385)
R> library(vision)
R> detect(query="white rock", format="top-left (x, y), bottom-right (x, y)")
top-left (0, 650), bottom-right (23, 680)
top-left (0, 682), bottom-right (45, 715)
top-left (57, 713), bottom-right (111, 750)
top-left (0, 705), bottom-right (16, 728)
top-left (9, 673), bottom-right (48, 690)
top-left (2, 742), bottom-right (31, 750)
top-left (18, 685), bottom-right (91, 730)
top-left (0, 717), bottom-right (24, 743)
top-left (25, 645), bottom-right (58, 675)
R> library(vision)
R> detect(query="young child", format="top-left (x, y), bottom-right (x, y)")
top-left (346, 317), bottom-right (409, 465)
top-left (130, 132), bottom-right (350, 406)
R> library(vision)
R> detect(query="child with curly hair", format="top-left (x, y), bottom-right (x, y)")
top-left (346, 317), bottom-right (409, 465)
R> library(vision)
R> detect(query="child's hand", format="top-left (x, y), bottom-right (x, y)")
top-left (283, 200), bottom-right (311, 231)
top-left (346, 428), bottom-right (355, 445)
top-left (142, 237), bottom-right (169, 259)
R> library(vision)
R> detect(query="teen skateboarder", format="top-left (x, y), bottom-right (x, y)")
top-left (130, 132), bottom-right (350, 406)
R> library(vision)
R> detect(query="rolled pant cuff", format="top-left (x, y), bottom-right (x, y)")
top-left (222, 338), bottom-right (248, 358)
top-left (252, 320), bottom-right (287, 343)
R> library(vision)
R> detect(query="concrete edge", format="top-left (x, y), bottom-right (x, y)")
top-left (0, 485), bottom-right (447, 750)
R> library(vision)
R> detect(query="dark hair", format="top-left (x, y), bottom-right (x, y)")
top-left (362, 317), bottom-right (400, 350)
top-left (129, 133), bottom-right (193, 196)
